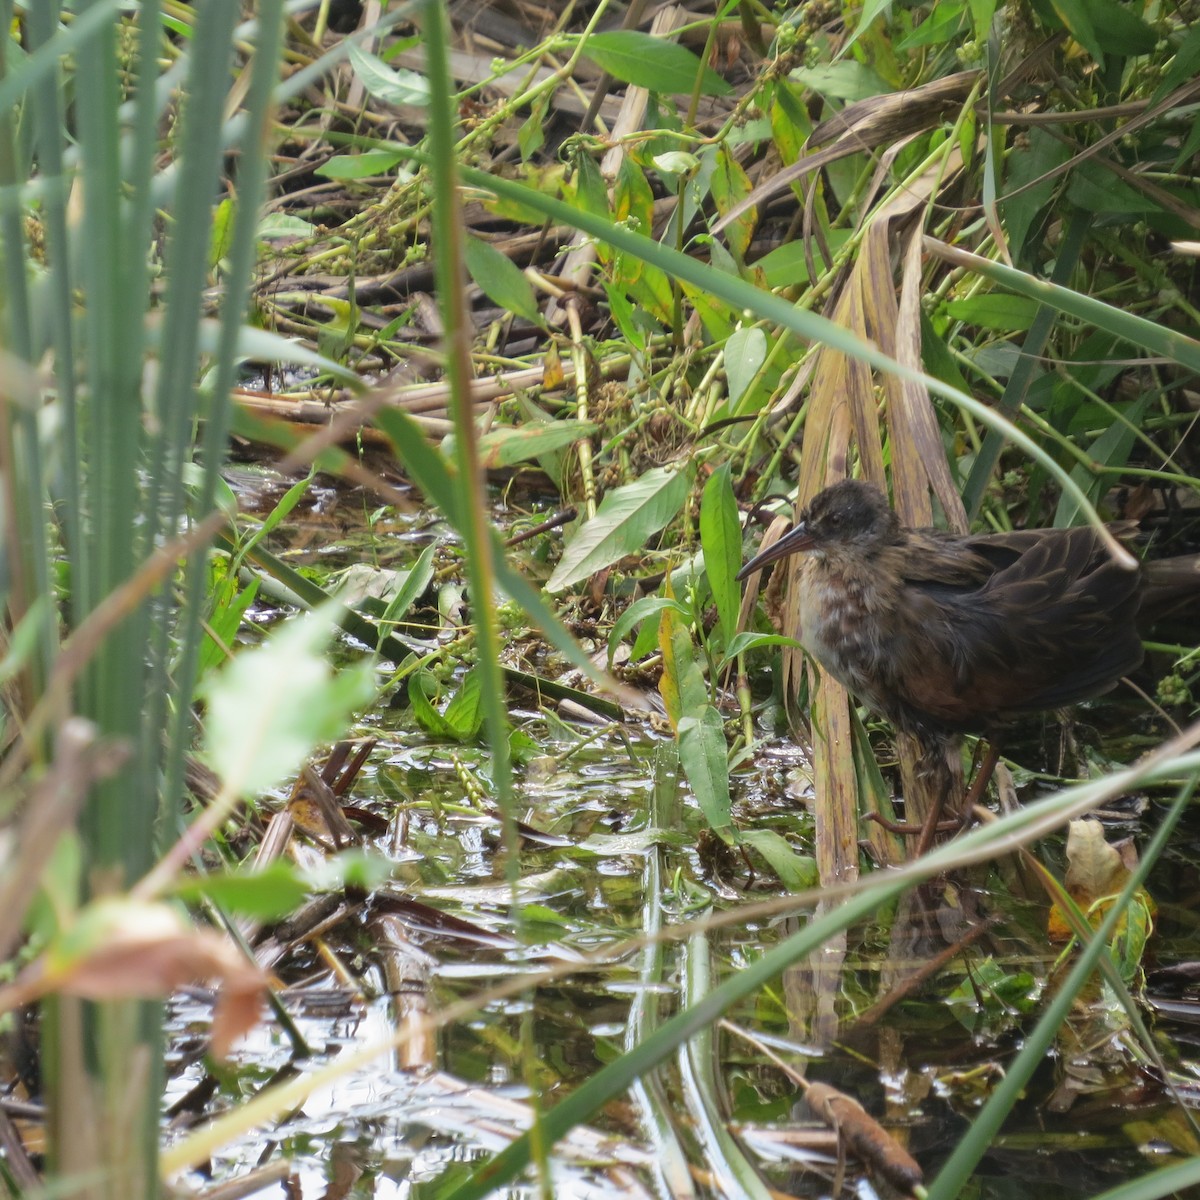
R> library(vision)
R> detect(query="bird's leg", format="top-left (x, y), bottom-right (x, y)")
top-left (912, 739), bottom-right (1001, 855)
top-left (906, 739), bottom-right (956, 856)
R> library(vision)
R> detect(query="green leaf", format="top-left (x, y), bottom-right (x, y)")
top-left (518, 90), bottom-right (550, 160)
top-left (839, 0), bottom-right (896, 55)
top-left (468, 420), bottom-right (597, 469)
top-left (1154, 22), bottom-right (1200, 102)
top-left (464, 235), bottom-right (542, 325)
top-left (199, 574), bottom-right (259, 676)
top-left (579, 30), bottom-right (732, 96)
top-left (408, 672), bottom-right (459, 739)
top-left (895, 0), bottom-right (967, 50)
top-left (699, 465), bottom-right (741, 646)
top-left (739, 830), bottom-right (818, 891)
top-left (788, 61), bottom-right (889, 102)
top-left (209, 197), bottom-right (234, 269)
top-left (258, 212), bottom-right (316, 240)
top-left (201, 604), bottom-right (375, 798)
top-left (1053, 396), bottom-right (1147, 526)
top-left (720, 631), bottom-right (802, 663)
top-left (0, 596), bottom-right (52, 685)
top-left (546, 465), bottom-right (693, 592)
top-left (607, 595), bottom-right (687, 668)
top-left (945, 292), bottom-right (1041, 331)
top-left (224, 324), bottom-right (362, 386)
top-left (443, 668), bottom-right (484, 739)
top-left (677, 708), bottom-right (734, 839)
top-left (1072, 0), bottom-right (1156, 55)
top-left (176, 860), bottom-right (310, 919)
top-left (317, 150), bottom-right (406, 180)
top-left (724, 327), bottom-right (767, 407)
top-left (378, 542), bottom-right (437, 628)
top-left (1000, 130), bottom-right (1072, 264)
top-left (346, 42), bottom-right (430, 106)
top-left (658, 602), bottom-right (707, 727)
top-left (1065, 160), bottom-right (1158, 214)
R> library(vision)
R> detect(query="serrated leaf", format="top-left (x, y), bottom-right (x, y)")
top-left (579, 30), bottom-right (732, 96)
top-left (464, 235), bottom-right (542, 325)
top-left (346, 42), bottom-right (429, 106)
top-left (546, 465), bottom-right (692, 592)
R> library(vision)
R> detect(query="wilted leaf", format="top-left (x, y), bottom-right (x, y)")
top-left (0, 898), bottom-right (269, 1059)
top-left (1048, 819), bottom-right (1155, 962)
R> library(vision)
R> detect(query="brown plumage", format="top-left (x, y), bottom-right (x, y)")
top-left (737, 479), bottom-right (1172, 739)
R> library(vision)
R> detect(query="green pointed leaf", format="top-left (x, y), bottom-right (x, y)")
top-left (607, 595), bottom-right (687, 668)
top-left (547, 465), bottom-right (692, 592)
top-left (579, 30), bottom-right (732, 96)
top-left (739, 830), bottom-right (818, 891)
top-left (464, 421), bottom-right (597, 469)
top-left (346, 42), bottom-right (429, 106)
top-left (318, 150), bottom-right (406, 180)
top-left (408, 673), bottom-right (459, 739)
top-left (202, 604), bottom-right (375, 798)
top-left (443, 668), bottom-right (484, 739)
top-left (176, 860), bottom-right (310, 919)
top-left (464, 235), bottom-right (542, 325)
top-left (677, 708), bottom-right (733, 839)
top-left (700, 465), bottom-right (741, 645)
top-left (658, 602), bottom-right (708, 727)
top-left (724, 327), bottom-right (767, 406)
top-left (379, 542), bottom-right (437, 628)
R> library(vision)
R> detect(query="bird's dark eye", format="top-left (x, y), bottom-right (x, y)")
top-left (828, 512), bottom-right (841, 526)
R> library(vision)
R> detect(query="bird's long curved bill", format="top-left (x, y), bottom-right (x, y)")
top-left (736, 522), bottom-right (815, 581)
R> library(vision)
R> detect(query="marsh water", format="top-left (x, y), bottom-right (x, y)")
top-left (164, 462), bottom-right (1200, 1199)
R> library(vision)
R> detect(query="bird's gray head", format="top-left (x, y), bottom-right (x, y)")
top-left (800, 480), bottom-right (899, 551)
top-left (737, 479), bottom-right (899, 580)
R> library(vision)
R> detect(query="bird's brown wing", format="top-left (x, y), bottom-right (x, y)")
top-left (899, 526), bottom-right (1143, 728)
